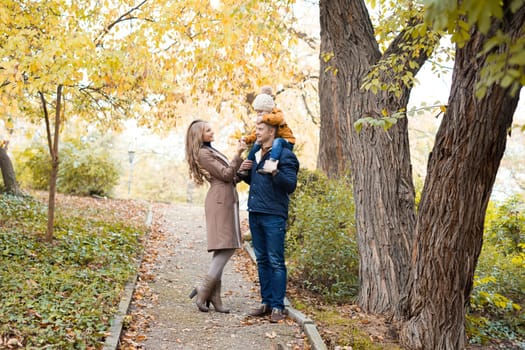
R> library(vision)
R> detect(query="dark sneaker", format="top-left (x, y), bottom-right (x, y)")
top-left (248, 304), bottom-right (271, 317)
top-left (270, 308), bottom-right (285, 323)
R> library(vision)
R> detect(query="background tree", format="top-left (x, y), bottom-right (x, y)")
top-left (317, 37), bottom-right (348, 177)
top-left (0, 0), bottom-right (302, 241)
top-left (0, 0), bottom-right (148, 241)
top-left (319, 0), bottom-right (524, 348)
top-left (319, 0), bottom-right (437, 317)
top-left (400, 1), bottom-right (525, 349)
top-left (0, 140), bottom-right (21, 195)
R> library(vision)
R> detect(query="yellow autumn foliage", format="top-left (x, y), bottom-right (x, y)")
top-left (0, 0), bottom-right (302, 131)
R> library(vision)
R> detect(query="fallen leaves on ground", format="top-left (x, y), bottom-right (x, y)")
top-left (118, 203), bottom-right (170, 350)
top-left (0, 337), bottom-right (23, 349)
top-left (1, 192), bottom-right (148, 349)
top-left (234, 218), bottom-right (310, 350)
top-left (33, 191), bottom-right (149, 227)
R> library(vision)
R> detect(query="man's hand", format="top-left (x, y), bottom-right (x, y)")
top-left (239, 159), bottom-right (254, 171)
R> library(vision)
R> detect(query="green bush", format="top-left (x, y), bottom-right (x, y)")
top-left (287, 169), bottom-right (359, 302)
top-left (468, 196), bottom-right (525, 344)
top-left (58, 140), bottom-right (119, 196)
top-left (16, 146), bottom-right (51, 190)
top-left (16, 138), bottom-right (119, 196)
top-left (485, 196), bottom-right (525, 255)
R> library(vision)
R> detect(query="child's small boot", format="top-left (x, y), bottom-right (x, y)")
top-left (258, 159), bottom-right (279, 174)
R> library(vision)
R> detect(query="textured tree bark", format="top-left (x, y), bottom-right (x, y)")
top-left (319, 0), bottom-right (431, 317)
top-left (400, 6), bottom-right (525, 349)
top-left (317, 32), bottom-right (349, 177)
top-left (0, 146), bottom-right (21, 195)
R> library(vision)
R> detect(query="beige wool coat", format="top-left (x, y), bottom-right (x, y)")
top-left (198, 146), bottom-right (243, 251)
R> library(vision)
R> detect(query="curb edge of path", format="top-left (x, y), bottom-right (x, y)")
top-left (243, 241), bottom-right (328, 350)
top-left (103, 201), bottom-right (153, 350)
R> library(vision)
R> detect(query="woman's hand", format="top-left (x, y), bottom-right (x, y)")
top-left (237, 139), bottom-right (247, 156)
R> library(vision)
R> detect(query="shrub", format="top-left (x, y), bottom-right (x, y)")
top-left (287, 169), bottom-right (359, 302)
top-left (485, 196), bottom-right (525, 255)
top-left (16, 138), bottom-right (119, 196)
top-left (468, 195), bottom-right (525, 344)
top-left (58, 140), bottom-right (119, 196)
top-left (16, 146), bottom-right (51, 190)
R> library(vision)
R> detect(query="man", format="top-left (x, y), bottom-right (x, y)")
top-left (238, 118), bottom-right (299, 323)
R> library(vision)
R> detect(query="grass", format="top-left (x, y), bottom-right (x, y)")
top-left (288, 290), bottom-right (402, 350)
top-left (0, 193), bottom-right (148, 349)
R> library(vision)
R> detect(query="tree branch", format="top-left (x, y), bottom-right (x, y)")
top-left (301, 92), bottom-right (318, 125)
top-left (382, 16), bottom-right (441, 90)
top-left (287, 26), bottom-right (319, 50)
top-left (95, 0), bottom-right (148, 47)
top-left (39, 91), bottom-right (53, 156)
top-left (78, 85), bottom-right (129, 116)
top-left (53, 85), bottom-right (62, 162)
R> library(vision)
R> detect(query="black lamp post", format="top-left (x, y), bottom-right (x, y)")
top-left (127, 148), bottom-right (135, 196)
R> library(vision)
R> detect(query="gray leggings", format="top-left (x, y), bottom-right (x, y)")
top-left (207, 249), bottom-right (236, 280)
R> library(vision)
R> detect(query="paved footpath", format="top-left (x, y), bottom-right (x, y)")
top-left (141, 203), bottom-right (306, 349)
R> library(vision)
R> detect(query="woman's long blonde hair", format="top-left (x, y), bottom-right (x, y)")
top-left (185, 119), bottom-right (210, 186)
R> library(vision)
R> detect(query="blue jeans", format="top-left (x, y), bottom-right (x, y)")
top-left (247, 138), bottom-right (294, 161)
top-left (249, 213), bottom-right (287, 310)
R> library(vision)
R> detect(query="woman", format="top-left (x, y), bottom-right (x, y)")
top-left (185, 119), bottom-right (246, 313)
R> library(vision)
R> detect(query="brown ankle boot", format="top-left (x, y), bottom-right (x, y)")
top-left (208, 280), bottom-right (230, 313)
top-left (189, 276), bottom-right (216, 312)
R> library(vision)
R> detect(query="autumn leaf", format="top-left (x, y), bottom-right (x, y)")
top-left (265, 331), bottom-right (278, 339)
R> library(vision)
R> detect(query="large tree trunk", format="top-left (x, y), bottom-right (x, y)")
top-left (400, 7), bottom-right (525, 349)
top-left (349, 76), bottom-right (416, 319)
top-left (319, 0), bottom-right (432, 317)
top-left (0, 145), bottom-right (21, 195)
top-left (317, 33), bottom-right (349, 177)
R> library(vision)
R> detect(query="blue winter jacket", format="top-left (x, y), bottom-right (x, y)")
top-left (242, 147), bottom-right (299, 219)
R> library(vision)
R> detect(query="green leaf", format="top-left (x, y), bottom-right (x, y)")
top-left (506, 69), bottom-right (521, 79)
top-left (508, 51), bottom-right (525, 65)
top-left (510, 0), bottom-right (525, 12)
top-left (354, 119), bottom-right (364, 133)
top-left (501, 74), bottom-right (514, 88)
top-left (475, 84), bottom-right (488, 99)
top-left (481, 34), bottom-right (503, 56)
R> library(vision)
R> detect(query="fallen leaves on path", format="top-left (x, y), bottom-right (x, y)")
top-left (118, 203), bottom-right (170, 350)
top-left (118, 209), bottom-right (303, 350)
top-left (234, 219), bottom-right (310, 350)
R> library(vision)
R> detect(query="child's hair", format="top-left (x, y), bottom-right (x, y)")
top-left (185, 119), bottom-right (210, 186)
